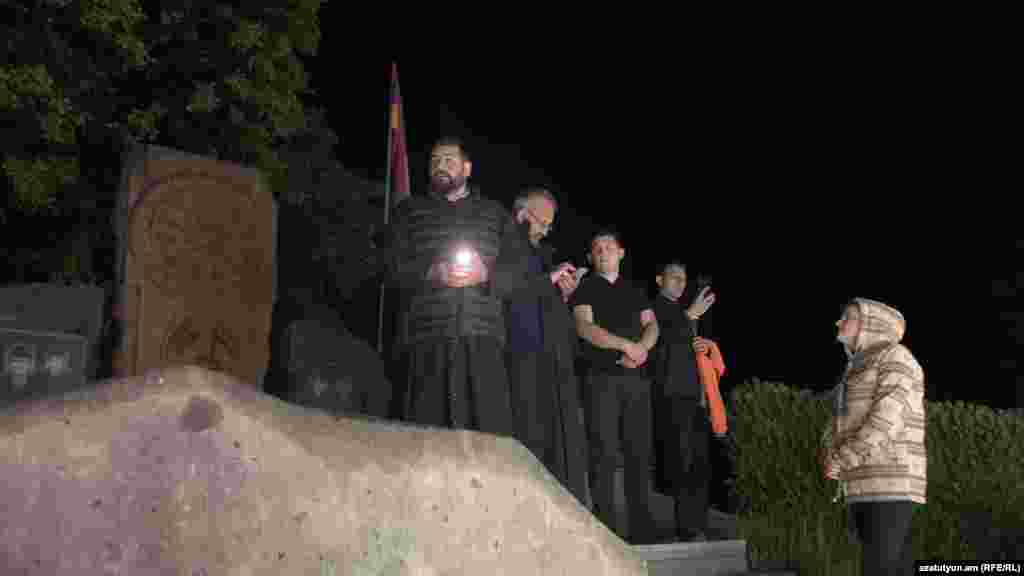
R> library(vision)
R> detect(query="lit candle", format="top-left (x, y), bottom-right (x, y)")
top-left (454, 248), bottom-right (473, 267)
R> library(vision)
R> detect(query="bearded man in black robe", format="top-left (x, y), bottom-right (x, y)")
top-left (387, 136), bottom-right (529, 435)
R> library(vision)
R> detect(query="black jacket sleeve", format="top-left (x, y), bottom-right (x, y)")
top-left (388, 202), bottom-right (435, 293)
top-left (485, 208), bottom-right (537, 300)
top-left (503, 238), bottom-right (566, 303)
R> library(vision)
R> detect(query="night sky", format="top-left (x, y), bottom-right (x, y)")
top-left (310, 44), bottom-right (1019, 408)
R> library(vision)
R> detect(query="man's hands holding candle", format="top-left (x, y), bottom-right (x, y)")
top-left (432, 246), bottom-right (488, 288)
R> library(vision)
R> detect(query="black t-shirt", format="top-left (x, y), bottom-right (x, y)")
top-left (650, 294), bottom-right (701, 397)
top-left (570, 274), bottom-right (650, 376)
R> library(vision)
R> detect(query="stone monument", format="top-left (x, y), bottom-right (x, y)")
top-left (113, 144), bottom-right (275, 387)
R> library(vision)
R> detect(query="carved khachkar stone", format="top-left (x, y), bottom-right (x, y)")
top-left (113, 145), bottom-right (275, 387)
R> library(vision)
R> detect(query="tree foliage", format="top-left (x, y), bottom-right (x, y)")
top-left (1, 0), bottom-right (324, 214)
top-left (278, 114), bottom-right (384, 305)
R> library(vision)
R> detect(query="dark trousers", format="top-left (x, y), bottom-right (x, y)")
top-left (850, 501), bottom-right (914, 576)
top-left (655, 397), bottom-right (710, 536)
top-left (506, 349), bottom-right (589, 507)
top-left (585, 372), bottom-right (655, 543)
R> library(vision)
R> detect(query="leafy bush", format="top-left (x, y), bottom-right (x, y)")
top-left (730, 380), bottom-right (1024, 572)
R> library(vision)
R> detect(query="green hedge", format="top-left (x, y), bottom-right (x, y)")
top-left (729, 381), bottom-right (1024, 572)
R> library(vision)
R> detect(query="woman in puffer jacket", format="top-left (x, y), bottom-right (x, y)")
top-left (821, 298), bottom-right (926, 576)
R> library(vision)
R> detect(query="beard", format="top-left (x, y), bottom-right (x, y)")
top-left (430, 171), bottom-right (466, 195)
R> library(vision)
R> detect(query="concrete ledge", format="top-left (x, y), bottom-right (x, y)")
top-left (0, 365), bottom-right (647, 575)
top-left (635, 540), bottom-right (748, 576)
top-left (634, 539), bottom-right (747, 561)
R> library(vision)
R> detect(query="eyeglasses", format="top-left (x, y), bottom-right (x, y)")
top-left (526, 208), bottom-right (553, 233)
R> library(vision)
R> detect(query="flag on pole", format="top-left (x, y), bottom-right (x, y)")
top-left (379, 62), bottom-right (409, 354)
top-left (386, 62), bottom-right (410, 214)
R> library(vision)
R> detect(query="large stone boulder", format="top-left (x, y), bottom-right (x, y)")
top-left (0, 366), bottom-right (647, 575)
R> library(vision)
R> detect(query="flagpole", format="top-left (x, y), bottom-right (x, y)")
top-left (377, 63), bottom-right (396, 354)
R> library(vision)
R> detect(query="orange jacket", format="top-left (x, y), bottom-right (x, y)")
top-left (696, 341), bottom-right (728, 435)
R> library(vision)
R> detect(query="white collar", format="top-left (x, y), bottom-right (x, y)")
top-left (445, 186), bottom-right (469, 202)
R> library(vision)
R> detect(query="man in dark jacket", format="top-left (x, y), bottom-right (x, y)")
top-left (387, 137), bottom-right (528, 436)
top-left (503, 187), bottom-right (590, 508)
top-left (648, 261), bottom-right (716, 541)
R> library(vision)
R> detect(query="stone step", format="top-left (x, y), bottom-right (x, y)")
top-left (610, 467), bottom-right (740, 543)
top-left (634, 539), bottom-right (749, 575)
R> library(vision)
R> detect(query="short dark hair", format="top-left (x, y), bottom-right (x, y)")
top-left (659, 260), bottom-right (687, 276)
top-left (590, 228), bottom-right (624, 249)
top-left (431, 136), bottom-right (470, 162)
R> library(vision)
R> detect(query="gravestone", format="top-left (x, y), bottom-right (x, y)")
top-left (0, 328), bottom-right (90, 406)
top-left (112, 145), bottom-right (275, 387)
top-left (283, 317), bottom-right (393, 419)
top-left (0, 284), bottom-right (105, 406)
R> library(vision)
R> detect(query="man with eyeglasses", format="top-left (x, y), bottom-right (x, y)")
top-left (386, 136), bottom-right (528, 437)
top-left (503, 187), bottom-right (590, 508)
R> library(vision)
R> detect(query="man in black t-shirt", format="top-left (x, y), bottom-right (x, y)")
top-left (571, 229), bottom-right (659, 544)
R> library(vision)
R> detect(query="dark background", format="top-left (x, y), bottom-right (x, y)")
top-left (6, 16), bottom-right (1012, 409)
top-left (307, 39), bottom-right (1019, 409)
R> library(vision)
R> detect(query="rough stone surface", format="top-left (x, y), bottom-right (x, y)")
top-left (0, 366), bottom-right (647, 575)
